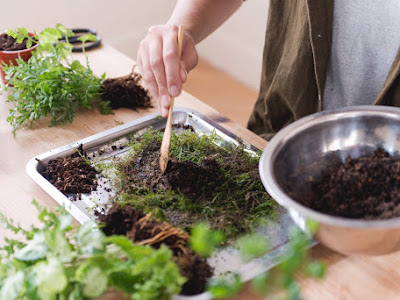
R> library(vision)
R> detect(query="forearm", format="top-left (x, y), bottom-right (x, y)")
top-left (167, 0), bottom-right (243, 44)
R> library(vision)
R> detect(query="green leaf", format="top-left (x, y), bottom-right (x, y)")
top-left (77, 265), bottom-right (108, 297)
top-left (58, 213), bottom-right (73, 231)
top-left (251, 272), bottom-right (270, 296)
top-left (306, 261), bottom-right (327, 279)
top-left (237, 234), bottom-right (269, 261)
top-left (76, 221), bottom-right (105, 254)
top-left (207, 274), bottom-right (243, 299)
top-left (14, 232), bottom-right (47, 261)
top-left (78, 34), bottom-right (97, 44)
top-left (0, 271), bottom-right (24, 300)
top-left (36, 260), bottom-right (68, 293)
top-left (70, 60), bottom-right (84, 71)
top-left (45, 230), bottom-right (73, 262)
top-left (190, 223), bottom-right (225, 257)
top-left (306, 219), bottom-right (319, 235)
top-left (40, 28), bottom-right (61, 45)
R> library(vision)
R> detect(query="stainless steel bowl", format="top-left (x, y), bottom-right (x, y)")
top-left (259, 106), bottom-right (400, 255)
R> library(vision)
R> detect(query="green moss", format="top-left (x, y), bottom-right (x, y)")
top-left (101, 128), bottom-right (276, 240)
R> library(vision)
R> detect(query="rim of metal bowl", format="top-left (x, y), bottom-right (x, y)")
top-left (260, 105), bottom-right (400, 229)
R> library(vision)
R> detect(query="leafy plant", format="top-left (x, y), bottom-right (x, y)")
top-left (206, 226), bottom-right (327, 300)
top-left (4, 27), bottom-right (38, 49)
top-left (2, 24), bottom-right (112, 134)
top-left (0, 200), bottom-right (185, 300)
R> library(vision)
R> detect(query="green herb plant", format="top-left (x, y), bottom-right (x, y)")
top-left (2, 24), bottom-right (112, 134)
top-left (0, 200), bottom-right (185, 300)
top-left (190, 224), bottom-right (327, 300)
top-left (4, 28), bottom-right (38, 49)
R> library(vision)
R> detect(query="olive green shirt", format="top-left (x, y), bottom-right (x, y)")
top-left (247, 0), bottom-right (400, 140)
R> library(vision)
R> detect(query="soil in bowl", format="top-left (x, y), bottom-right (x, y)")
top-left (298, 148), bottom-right (400, 219)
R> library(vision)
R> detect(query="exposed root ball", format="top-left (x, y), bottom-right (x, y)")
top-left (101, 72), bottom-right (152, 109)
top-left (98, 203), bottom-right (213, 295)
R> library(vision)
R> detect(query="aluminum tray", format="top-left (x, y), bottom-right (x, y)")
top-left (27, 108), bottom-right (297, 300)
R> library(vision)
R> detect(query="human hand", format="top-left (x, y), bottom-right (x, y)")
top-left (137, 24), bottom-right (198, 117)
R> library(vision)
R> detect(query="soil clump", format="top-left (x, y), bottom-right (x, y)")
top-left (98, 203), bottom-right (213, 295)
top-left (166, 158), bottom-right (222, 198)
top-left (303, 148), bottom-right (400, 219)
top-left (101, 72), bottom-right (152, 110)
top-left (42, 154), bottom-right (98, 196)
top-left (0, 34), bottom-right (35, 51)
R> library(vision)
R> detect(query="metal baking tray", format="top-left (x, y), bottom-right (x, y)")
top-left (27, 108), bottom-right (297, 300)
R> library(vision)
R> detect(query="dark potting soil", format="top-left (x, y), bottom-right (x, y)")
top-left (101, 72), bottom-right (152, 110)
top-left (166, 158), bottom-right (222, 198)
top-left (0, 34), bottom-right (35, 51)
top-left (98, 203), bottom-right (213, 295)
top-left (118, 138), bottom-right (222, 199)
top-left (302, 148), bottom-right (400, 219)
top-left (41, 155), bottom-right (98, 196)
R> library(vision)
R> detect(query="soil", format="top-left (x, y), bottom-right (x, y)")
top-left (301, 148), bottom-right (400, 219)
top-left (41, 153), bottom-right (98, 197)
top-left (101, 72), bottom-right (152, 110)
top-left (166, 158), bottom-right (222, 198)
top-left (98, 203), bottom-right (213, 295)
top-left (0, 34), bottom-right (36, 51)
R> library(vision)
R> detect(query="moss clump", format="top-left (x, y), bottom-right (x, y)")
top-left (98, 128), bottom-right (276, 239)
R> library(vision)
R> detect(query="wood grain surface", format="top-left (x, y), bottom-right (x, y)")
top-left (0, 44), bottom-right (398, 300)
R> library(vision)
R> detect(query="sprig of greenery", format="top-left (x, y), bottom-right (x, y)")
top-left (4, 27), bottom-right (38, 49)
top-left (0, 200), bottom-right (185, 299)
top-left (206, 226), bottom-right (327, 300)
top-left (2, 24), bottom-right (112, 134)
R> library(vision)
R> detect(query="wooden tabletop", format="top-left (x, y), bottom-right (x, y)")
top-left (0, 44), bottom-right (399, 300)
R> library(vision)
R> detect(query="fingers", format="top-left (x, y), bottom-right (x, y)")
top-left (180, 61), bottom-right (187, 83)
top-left (137, 40), bottom-right (159, 102)
top-left (149, 34), bottom-right (170, 117)
top-left (137, 24), bottom-right (198, 118)
top-left (162, 27), bottom-right (181, 98)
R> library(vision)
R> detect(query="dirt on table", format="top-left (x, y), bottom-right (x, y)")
top-left (0, 34), bottom-right (35, 51)
top-left (301, 148), bottom-right (400, 219)
top-left (101, 72), bottom-right (152, 110)
top-left (98, 203), bottom-right (213, 295)
top-left (41, 154), bottom-right (98, 197)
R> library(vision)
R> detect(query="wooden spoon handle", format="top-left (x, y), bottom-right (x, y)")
top-left (160, 25), bottom-right (184, 173)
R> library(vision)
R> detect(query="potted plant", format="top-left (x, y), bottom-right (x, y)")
top-left (0, 28), bottom-right (38, 84)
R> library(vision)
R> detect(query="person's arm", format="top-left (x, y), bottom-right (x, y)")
top-left (137, 0), bottom-right (243, 117)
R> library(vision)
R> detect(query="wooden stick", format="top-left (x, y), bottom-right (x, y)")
top-left (159, 25), bottom-right (185, 173)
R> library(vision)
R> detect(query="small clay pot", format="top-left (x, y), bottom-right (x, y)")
top-left (0, 32), bottom-right (39, 85)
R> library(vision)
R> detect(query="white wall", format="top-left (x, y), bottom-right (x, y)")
top-left (197, 0), bottom-right (269, 90)
top-left (0, 0), bottom-right (268, 90)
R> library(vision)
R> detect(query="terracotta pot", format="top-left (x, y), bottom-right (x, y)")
top-left (0, 32), bottom-right (39, 84)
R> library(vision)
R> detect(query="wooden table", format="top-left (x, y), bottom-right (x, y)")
top-left (1, 44), bottom-right (399, 300)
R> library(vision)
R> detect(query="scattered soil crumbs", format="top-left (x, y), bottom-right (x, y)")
top-left (0, 34), bottom-right (36, 51)
top-left (98, 203), bottom-right (213, 295)
top-left (101, 72), bottom-right (152, 110)
top-left (302, 148), bottom-right (400, 219)
top-left (41, 155), bottom-right (98, 197)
